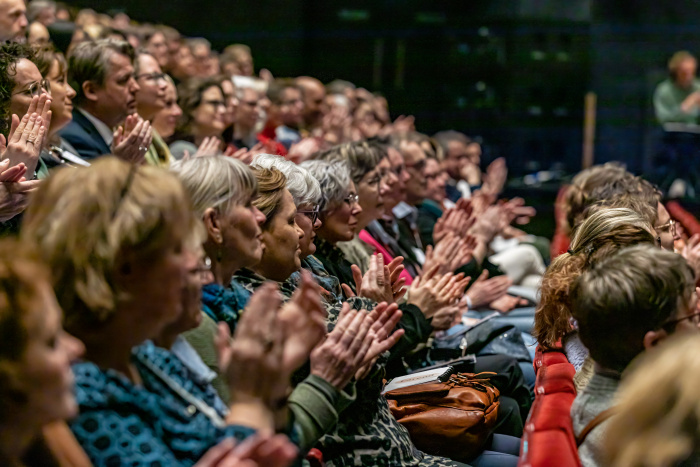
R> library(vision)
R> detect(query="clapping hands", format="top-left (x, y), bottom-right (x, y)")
top-left (112, 114), bottom-right (152, 164)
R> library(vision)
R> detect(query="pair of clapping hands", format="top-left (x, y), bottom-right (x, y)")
top-left (0, 95), bottom-right (52, 221)
top-left (217, 270), bottom-right (406, 421)
top-left (342, 253), bottom-right (472, 332)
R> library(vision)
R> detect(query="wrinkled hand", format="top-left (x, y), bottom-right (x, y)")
top-left (222, 283), bottom-right (287, 430)
top-left (465, 270), bottom-right (512, 309)
top-left (0, 177), bottom-right (41, 222)
top-left (278, 270), bottom-right (327, 372)
top-left (1, 94), bottom-right (51, 175)
top-left (408, 264), bottom-right (471, 319)
top-left (111, 114), bottom-right (152, 164)
top-left (433, 204), bottom-right (475, 244)
top-left (470, 205), bottom-right (504, 242)
top-left (310, 303), bottom-right (374, 389)
top-left (0, 159), bottom-right (28, 182)
top-left (195, 434), bottom-right (298, 467)
top-left (342, 253), bottom-right (405, 303)
top-left (481, 157), bottom-right (508, 196)
top-left (193, 136), bottom-right (222, 157)
top-left (682, 234), bottom-right (700, 279)
top-left (431, 305), bottom-right (462, 331)
top-left (424, 233), bottom-right (476, 275)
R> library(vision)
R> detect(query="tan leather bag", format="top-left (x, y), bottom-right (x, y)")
top-left (386, 372), bottom-right (500, 462)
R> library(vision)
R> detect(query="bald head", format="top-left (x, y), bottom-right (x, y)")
top-left (296, 76), bottom-right (326, 129)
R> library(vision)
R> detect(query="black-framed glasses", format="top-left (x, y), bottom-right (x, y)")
top-left (655, 219), bottom-right (677, 237)
top-left (203, 100), bottom-right (227, 109)
top-left (297, 205), bottom-right (320, 224)
top-left (662, 310), bottom-right (700, 330)
top-left (135, 72), bottom-right (167, 83)
top-left (12, 79), bottom-right (51, 97)
top-left (343, 193), bottom-right (359, 206)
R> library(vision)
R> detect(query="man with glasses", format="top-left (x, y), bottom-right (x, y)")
top-left (61, 39), bottom-right (151, 161)
top-left (569, 245), bottom-right (699, 467)
top-left (134, 50), bottom-right (171, 167)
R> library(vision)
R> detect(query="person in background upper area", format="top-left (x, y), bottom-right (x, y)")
top-left (32, 45), bottom-right (89, 169)
top-left (654, 50), bottom-right (700, 125)
top-left (0, 0), bottom-right (28, 42)
top-left (264, 79), bottom-right (303, 150)
top-left (296, 76), bottom-right (327, 132)
top-left (27, 0), bottom-right (57, 27)
top-left (151, 75), bottom-right (182, 141)
top-left (61, 39), bottom-right (152, 162)
top-left (133, 50), bottom-right (171, 166)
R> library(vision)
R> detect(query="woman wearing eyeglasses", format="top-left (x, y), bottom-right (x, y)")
top-left (299, 159), bottom-right (364, 289)
top-left (169, 77), bottom-right (228, 160)
top-left (134, 50), bottom-right (172, 167)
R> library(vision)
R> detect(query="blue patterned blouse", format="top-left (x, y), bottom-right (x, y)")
top-left (70, 341), bottom-right (256, 466)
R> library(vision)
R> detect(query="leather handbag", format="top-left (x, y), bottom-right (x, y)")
top-left (385, 372), bottom-right (500, 462)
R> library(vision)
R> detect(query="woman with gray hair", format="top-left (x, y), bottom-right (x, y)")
top-left (301, 159), bottom-right (364, 289)
top-left (252, 153), bottom-right (322, 259)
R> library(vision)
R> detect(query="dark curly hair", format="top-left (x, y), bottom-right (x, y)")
top-left (0, 42), bottom-right (36, 137)
top-left (172, 76), bottom-right (223, 141)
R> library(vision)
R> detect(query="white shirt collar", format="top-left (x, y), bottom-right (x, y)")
top-left (77, 107), bottom-right (114, 147)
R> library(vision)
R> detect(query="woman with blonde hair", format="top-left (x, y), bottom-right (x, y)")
top-left (21, 157), bottom-right (300, 466)
top-left (605, 334), bottom-right (700, 467)
top-left (534, 208), bottom-right (657, 388)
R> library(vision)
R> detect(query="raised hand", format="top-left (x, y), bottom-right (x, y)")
top-left (424, 233), bottom-right (474, 275)
top-left (278, 270), bottom-right (327, 372)
top-left (481, 157), bottom-right (508, 196)
top-left (0, 160), bottom-right (27, 183)
top-left (1, 94), bottom-right (51, 175)
top-left (342, 253), bottom-right (397, 303)
top-left (223, 282), bottom-right (287, 431)
top-left (310, 304), bottom-right (374, 389)
top-left (361, 302), bottom-right (405, 365)
top-left (193, 136), bottom-right (222, 157)
top-left (465, 270), bottom-right (512, 309)
top-left (111, 114), bottom-right (152, 164)
top-left (408, 264), bottom-right (469, 320)
top-left (0, 178), bottom-right (41, 222)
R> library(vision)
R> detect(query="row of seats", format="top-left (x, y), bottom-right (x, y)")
top-left (518, 345), bottom-right (580, 467)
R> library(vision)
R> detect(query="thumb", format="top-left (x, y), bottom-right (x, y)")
top-left (475, 269), bottom-right (489, 283)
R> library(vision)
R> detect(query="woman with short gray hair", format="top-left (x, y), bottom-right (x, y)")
top-left (301, 159), bottom-right (363, 290)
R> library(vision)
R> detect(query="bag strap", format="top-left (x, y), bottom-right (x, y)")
top-left (576, 407), bottom-right (617, 447)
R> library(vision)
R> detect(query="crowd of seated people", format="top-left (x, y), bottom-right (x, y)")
top-left (2, 2), bottom-right (700, 467)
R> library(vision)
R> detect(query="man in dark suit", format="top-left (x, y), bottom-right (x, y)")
top-left (61, 39), bottom-right (146, 160)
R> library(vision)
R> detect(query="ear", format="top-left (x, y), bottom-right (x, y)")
top-left (82, 80), bottom-right (99, 103)
top-left (203, 207), bottom-right (223, 244)
top-left (643, 328), bottom-right (669, 350)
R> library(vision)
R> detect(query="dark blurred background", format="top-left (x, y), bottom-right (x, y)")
top-left (66, 0), bottom-right (700, 177)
